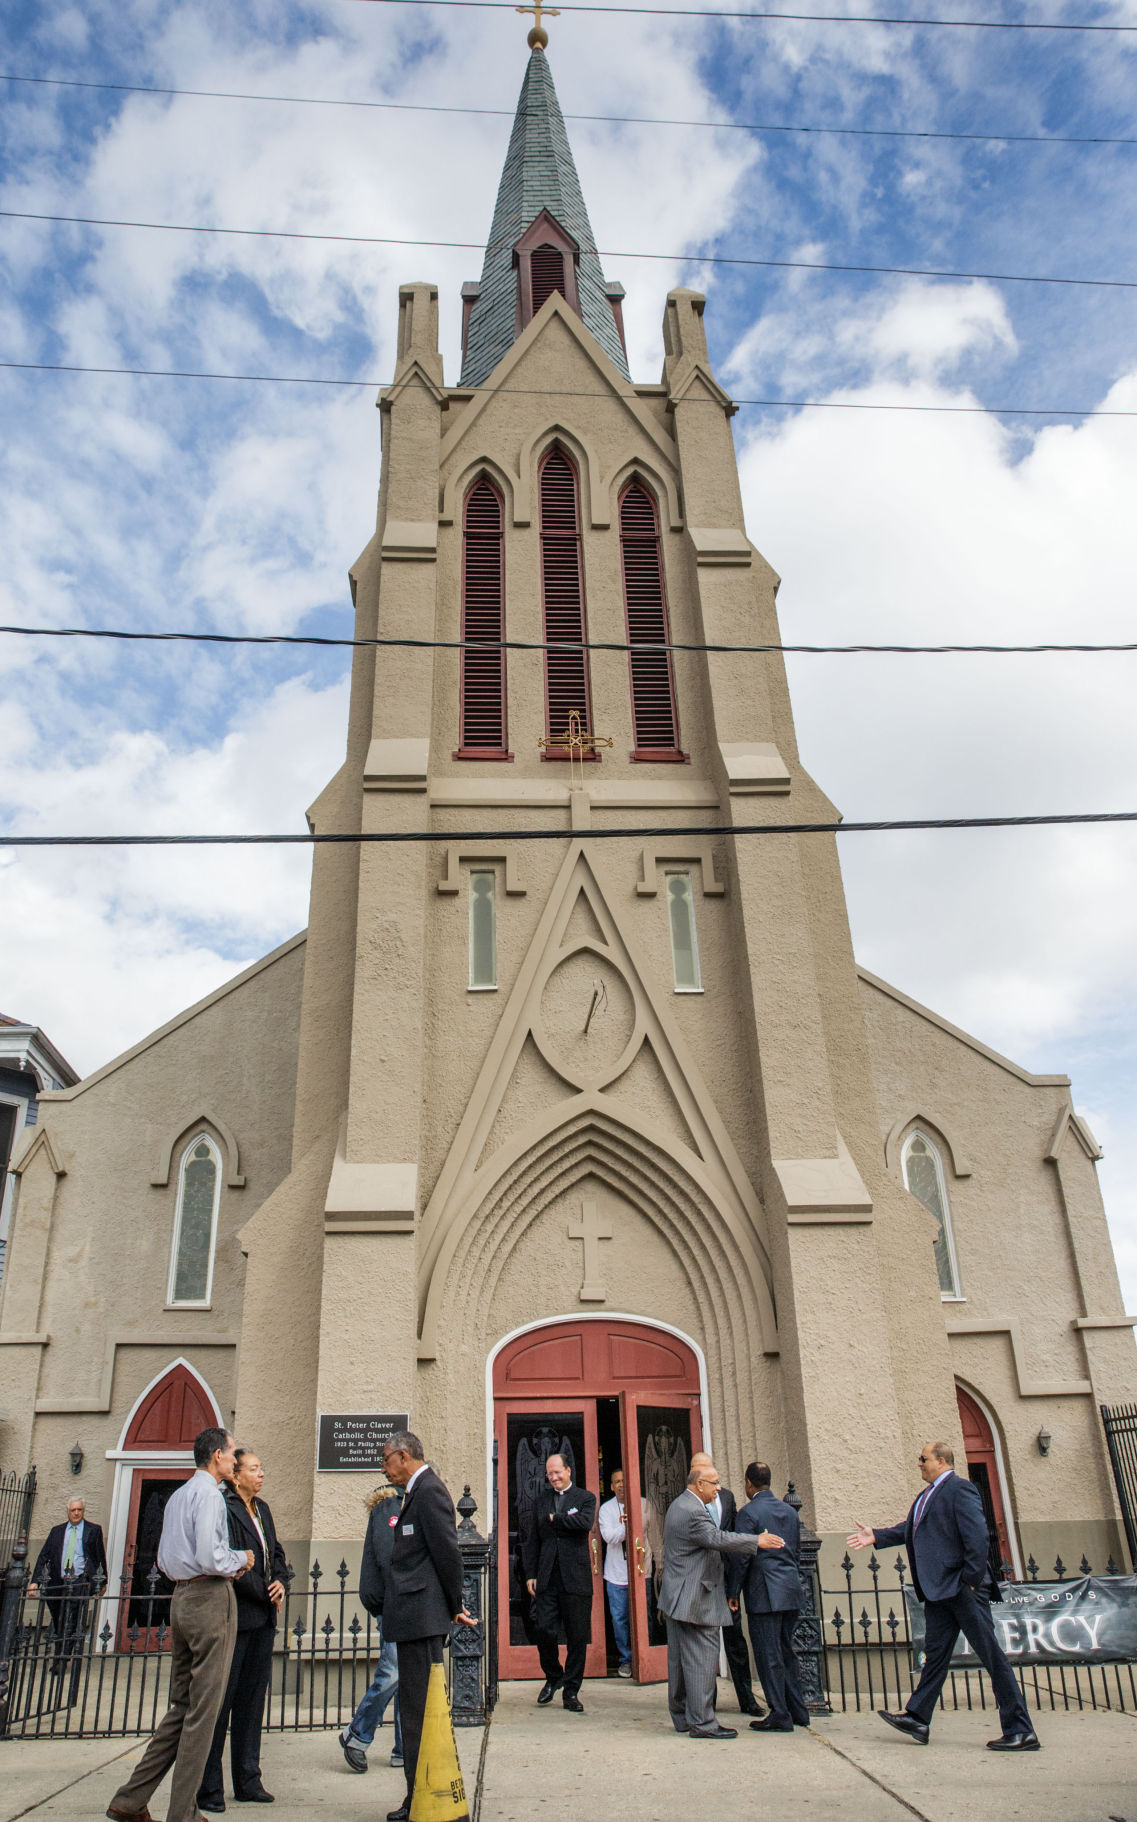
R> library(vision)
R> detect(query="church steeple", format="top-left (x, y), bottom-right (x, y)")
top-left (459, 46), bottom-right (630, 386)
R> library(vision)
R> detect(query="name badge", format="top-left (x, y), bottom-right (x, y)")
top-left (402, 1524), bottom-right (414, 1536)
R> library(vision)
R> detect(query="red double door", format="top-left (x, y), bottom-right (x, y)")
top-left (494, 1319), bottom-right (703, 1684)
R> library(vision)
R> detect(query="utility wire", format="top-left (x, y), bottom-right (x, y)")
top-left (5, 208), bottom-right (1135, 291)
top-left (4, 625), bottom-right (1137, 657)
top-left (345, 0), bottom-right (1137, 34)
top-left (3, 70), bottom-right (1132, 150)
top-left (4, 813), bottom-right (1137, 847)
top-left (1, 361), bottom-right (1133, 418)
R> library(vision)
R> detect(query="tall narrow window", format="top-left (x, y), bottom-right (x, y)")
top-left (458, 479), bottom-right (507, 757)
top-left (168, 1134), bottom-right (221, 1306)
top-left (665, 871), bottom-right (701, 991)
top-left (901, 1130), bottom-right (962, 1298)
top-left (469, 869), bottom-right (497, 989)
top-left (539, 448), bottom-right (592, 745)
top-left (620, 481), bottom-right (680, 757)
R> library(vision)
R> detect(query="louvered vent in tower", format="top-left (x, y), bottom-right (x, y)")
top-left (539, 448), bottom-right (592, 744)
top-left (530, 244), bottom-right (566, 312)
top-left (459, 479), bottom-right (508, 755)
top-left (620, 481), bottom-right (681, 756)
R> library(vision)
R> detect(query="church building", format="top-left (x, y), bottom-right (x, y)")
top-left (2, 27), bottom-right (1133, 1680)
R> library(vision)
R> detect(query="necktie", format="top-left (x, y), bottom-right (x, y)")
top-left (62, 1527), bottom-right (76, 1573)
top-left (913, 1485), bottom-right (935, 1530)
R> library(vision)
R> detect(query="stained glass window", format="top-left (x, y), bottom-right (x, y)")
top-left (902, 1130), bottom-right (961, 1298)
top-left (469, 869), bottom-right (497, 989)
top-left (169, 1136), bottom-right (220, 1304)
top-left (666, 872), bottom-right (701, 992)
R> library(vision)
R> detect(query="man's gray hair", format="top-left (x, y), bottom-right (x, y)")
top-left (384, 1430), bottom-right (424, 1461)
top-left (687, 1465), bottom-right (709, 1488)
top-left (928, 1441), bottom-right (955, 1467)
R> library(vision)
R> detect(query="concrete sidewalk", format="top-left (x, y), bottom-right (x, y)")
top-left (478, 1678), bottom-right (1137, 1822)
top-left (1, 1685), bottom-right (1134, 1822)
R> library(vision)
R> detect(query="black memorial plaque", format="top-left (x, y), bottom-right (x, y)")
top-left (317, 1412), bottom-right (410, 1472)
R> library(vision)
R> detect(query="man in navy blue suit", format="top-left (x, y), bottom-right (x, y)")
top-left (848, 1440), bottom-right (1039, 1752)
top-left (728, 1464), bottom-right (810, 1733)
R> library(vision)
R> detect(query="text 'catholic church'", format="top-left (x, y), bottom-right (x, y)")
top-left (3, 28), bottom-right (1134, 1673)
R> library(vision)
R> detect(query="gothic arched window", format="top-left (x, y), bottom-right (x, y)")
top-left (901, 1129), bottom-right (962, 1299)
top-left (539, 447), bottom-right (593, 748)
top-left (458, 478), bottom-right (508, 757)
top-left (619, 479), bottom-right (681, 758)
top-left (168, 1134), bottom-right (221, 1306)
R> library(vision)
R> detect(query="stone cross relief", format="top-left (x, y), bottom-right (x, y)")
top-left (568, 1198), bottom-right (612, 1303)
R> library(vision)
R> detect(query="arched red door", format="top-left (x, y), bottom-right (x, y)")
top-left (493, 1319), bottom-right (703, 1683)
top-left (956, 1385), bottom-right (1015, 1578)
top-left (119, 1364), bottom-right (219, 1646)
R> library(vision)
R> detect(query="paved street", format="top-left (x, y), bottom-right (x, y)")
top-left (2, 1681), bottom-right (1135, 1822)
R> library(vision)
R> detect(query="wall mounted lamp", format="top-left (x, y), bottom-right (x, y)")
top-left (68, 1441), bottom-right (84, 1476)
top-left (1036, 1427), bottom-right (1052, 1458)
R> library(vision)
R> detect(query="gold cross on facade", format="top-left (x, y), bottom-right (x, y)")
top-left (538, 709), bottom-right (614, 791)
top-left (517, 2), bottom-right (559, 49)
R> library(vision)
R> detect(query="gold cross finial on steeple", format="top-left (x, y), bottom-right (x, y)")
top-left (517, 2), bottom-right (559, 50)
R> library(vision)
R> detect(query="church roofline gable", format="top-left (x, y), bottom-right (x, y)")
top-left (857, 966), bottom-right (1070, 1088)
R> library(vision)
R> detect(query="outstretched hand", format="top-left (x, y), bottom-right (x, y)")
top-left (846, 1521), bottom-right (874, 1550)
top-left (757, 1531), bottom-right (785, 1550)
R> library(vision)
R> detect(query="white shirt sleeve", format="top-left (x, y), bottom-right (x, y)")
top-left (599, 1499), bottom-right (626, 1544)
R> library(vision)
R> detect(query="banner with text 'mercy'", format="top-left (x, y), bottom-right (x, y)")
top-left (905, 1578), bottom-right (1137, 1669)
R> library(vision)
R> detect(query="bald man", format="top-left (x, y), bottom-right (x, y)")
top-left (523, 1454), bottom-right (597, 1712)
top-left (689, 1453), bottom-right (762, 1718)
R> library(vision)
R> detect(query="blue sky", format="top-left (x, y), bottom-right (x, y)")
top-left (2, 0), bottom-right (1136, 1308)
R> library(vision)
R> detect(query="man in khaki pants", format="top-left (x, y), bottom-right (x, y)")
top-left (107, 1429), bottom-right (253, 1822)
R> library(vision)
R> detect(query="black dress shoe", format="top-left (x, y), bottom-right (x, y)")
top-left (536, 1677), bottom-right (563, 1705)
top-left (740, 1701), bottom-right (765, 1718)
top-left (562, 1694), bottom-right (584, 1712)
top-left (987, 1731), bottom-right (1040, 1751)
top-left (878, 1709), bottom-right (929, 1745)
top-left (749, 1716), bottom-right (794, 1732)
top-left (690, 1723), bottom-right (738, 1739)
top-left (235, 1793), bottom-right (274, 1804)
top-left (386, 1805), bottom-right (410, 1822)
top-left (198, 1802), bottom-right (226, 1814)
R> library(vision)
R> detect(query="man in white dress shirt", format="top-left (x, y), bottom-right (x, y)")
top-left (106, 1428), bottom-right (253, 1822)
top-left (598, 1470), bottom-right (647, 1678)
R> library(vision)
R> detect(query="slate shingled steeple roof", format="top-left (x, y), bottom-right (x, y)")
top-left (459, 48), bottom-right (630, 387)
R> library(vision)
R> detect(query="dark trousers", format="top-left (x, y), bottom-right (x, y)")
top-left (198, 1623), bottom-right (274, 1802)
top-left (396, 1635), bottom-right (446, 1799)
top-left (723, 1605), bottom-right (757, 1711)
top-left (906, 1589), bottom-right (1031, 1734)
top-left (533, 1568), bottom-right (592, 1697)
top-left (748, 1609), bottom-right (810, 1726)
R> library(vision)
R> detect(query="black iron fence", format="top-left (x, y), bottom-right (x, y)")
top-left (0, 1487), bottom-right (497, 1742)
top-left (1101, 1401), bottom-right (1137, 1569)
top-left (820, 1545), bottom-right (1137, 1715)
top-left (0, 1468), bottom-right (36, 1575)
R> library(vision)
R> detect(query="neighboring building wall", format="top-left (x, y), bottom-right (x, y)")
top-left (0, 936), bottom-right (305, 1566)
top-left (860, 967), bottom-right (1136, 1572)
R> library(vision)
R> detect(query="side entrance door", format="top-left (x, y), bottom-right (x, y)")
top-left (619, 1390), bottom-right (702, 1683)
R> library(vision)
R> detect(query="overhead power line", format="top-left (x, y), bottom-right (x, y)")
top-left (3, 70), bottom-right (1132, 150)
top-left (5, 208), bottom-right (1135, 291)
top-left (1, 359), bottom-right (1133, 418)
top-left (4, 624), bottom-right (1137, 657)
top-left (346, 0), bottom-right (1137, 33)
top-left (4, 812), bottom-right (1137, 848)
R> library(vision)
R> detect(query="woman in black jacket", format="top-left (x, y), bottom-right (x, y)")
top-left (198, 1451), bottom-right (289, 1810)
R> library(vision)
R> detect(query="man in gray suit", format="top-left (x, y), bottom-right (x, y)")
top-left (659, 1461), bottom-right (784, 1740)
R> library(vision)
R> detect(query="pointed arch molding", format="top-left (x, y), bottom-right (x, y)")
top-left (417, 844), bottom-right (776, 1359)
top-left (151, 1112), bottom-right (245, 1189)
top-left (884, 1112), bottom-right (972, 1180)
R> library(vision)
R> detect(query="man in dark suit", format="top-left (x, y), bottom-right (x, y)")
top-left (522, 1452), bottom-right (597, 1714)
top-left (198, 1450), bottom-right (289, 1810)
top-left (380, 1431), bottom-right (475, 1822)
top-left (849, 1439), bottom-right (1039, 1751)
top-left (689, 1452), bottom-right (762, 1717)
top-left (729, 1463), bottom-right (810, 1733)
top-left (29, 1496), bottom-right (107, 1670)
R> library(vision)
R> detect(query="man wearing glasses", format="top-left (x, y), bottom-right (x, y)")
top-left (848, 1440), bottom-right (1039, 1752)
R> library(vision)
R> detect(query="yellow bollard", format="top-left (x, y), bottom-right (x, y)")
top-left (409, 1661), bottom-right (469, 1822)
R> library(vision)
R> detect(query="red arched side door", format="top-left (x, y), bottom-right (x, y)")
top-left (119, 1365), bottom-right (219, 1648)
top-left (956, 1385), bottom-right (1015, 1578)
top-left (494, 1320), bottom-right (703, 1683)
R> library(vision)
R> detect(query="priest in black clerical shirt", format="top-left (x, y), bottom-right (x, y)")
top-left (523, 1454), bottom-right (598, 1713)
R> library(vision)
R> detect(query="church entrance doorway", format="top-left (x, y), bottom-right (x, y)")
top-left (956, 1384), bottom-right (1020, 1580)
top-left (492, 1318), bottom-right (704, 1684)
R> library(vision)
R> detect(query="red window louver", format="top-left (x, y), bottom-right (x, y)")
top-left (539, 448), bottom-right (593, 747)
top-left (530, 244), bottom-right (566, 313)
top-left (459, 479), bottom-right (508, 756)
top-left (620, 481), bottom-right (681, 756)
